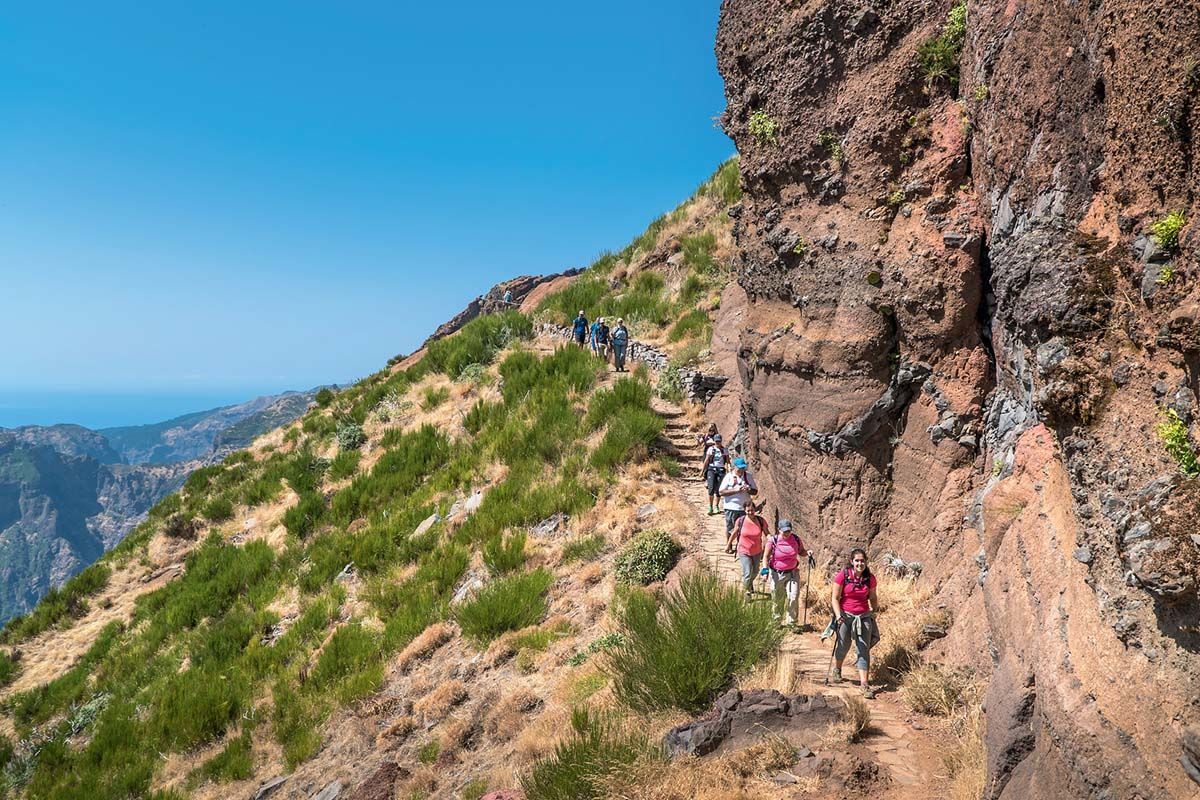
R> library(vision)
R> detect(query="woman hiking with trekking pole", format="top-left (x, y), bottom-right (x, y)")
top-left (825, 548), bottom-right (880, 698)
top-left (763, 519), bottom-right (807, 628)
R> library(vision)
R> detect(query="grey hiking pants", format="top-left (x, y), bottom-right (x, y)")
top-left (613, 343), bottom-right (627, 370)
top-left (769, 568), bottom-right (800, 624)
top-left (834, 612), bottom-right (877, 671)
top-left (738, 553), bottom-right (761, 595)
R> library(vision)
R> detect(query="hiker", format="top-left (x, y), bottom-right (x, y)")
top-left (697, 422), bottom-right (718, 449)
top-left (763, 519), bottom-right (808, 626)
top-left (700, 433), bottom-right (728, 515)
top-left (595, 317), bottom-right (611, 360)
top-left (590, 316), bottom-right (603, 355)
top-left (572, 311), bottom-right (589, 347)
top-left (502, 288), bottom-right (513, 304)
top-left (611, 318), bottom-right (629, 371)
top-left (718, 456), bottom-right (758, 538)
top-left (828, 548), bottom-right (880, 698)
top-left (727, 500), bottom-right (769, 598)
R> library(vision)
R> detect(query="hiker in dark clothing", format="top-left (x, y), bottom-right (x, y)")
top-left (595, 318), bottom-right (610, 360)
top-left (611, 318), bottom-right (629, 371)
top-left (572, 311), bottom-right (589, 347)
top-left (700, 433), bottom-right (728, 515)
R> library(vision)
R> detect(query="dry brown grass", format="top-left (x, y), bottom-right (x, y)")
top-left (722, 733), bottom-right (797, 779)
top-left (484, 688), bottom-right (544, 743)
top-left (612, 738), bottom-right (820, 800)
top-left (827, 694), bottom-right (872, 743)
top-left (395, 622), bottom-right (454, 673)
top-left (944, 702), bottom-right (988, 800)
top-left (901, 663), bottom-right (972, 716)
top-left (378, 714), bottom-right (416, 743)
top-left (413, 678), bottom-right (468, 725)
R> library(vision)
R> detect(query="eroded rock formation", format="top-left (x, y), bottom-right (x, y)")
top-left (715, 0), bottom-right (1200, 796)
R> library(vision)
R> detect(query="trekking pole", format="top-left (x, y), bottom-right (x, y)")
top-left (822, 637), bottom-right (837, 686)
top-left (800, 555), bottom-right (812, 632)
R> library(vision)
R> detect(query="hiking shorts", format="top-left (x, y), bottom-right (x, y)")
top-left (574, 331), bottom-right (587, 344)
top-left (725, 508), bottom-right (745, 536)
top-left (705, 467), bottom-right (725, 496)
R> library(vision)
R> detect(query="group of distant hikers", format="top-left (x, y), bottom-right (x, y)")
top-left (699, 424), bottom-right (880, 699)
top-left (571, 311), bottom-right (630, 371)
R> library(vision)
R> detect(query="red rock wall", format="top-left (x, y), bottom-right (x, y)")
top-left (715, 0), bottom-right (1200, 796)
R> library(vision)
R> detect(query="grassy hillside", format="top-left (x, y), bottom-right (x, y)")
top-left (0, 160), bottom-right (746, 800)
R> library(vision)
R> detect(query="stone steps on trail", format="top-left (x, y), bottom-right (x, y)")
top-left (654, 397), bottom-right (929, 792)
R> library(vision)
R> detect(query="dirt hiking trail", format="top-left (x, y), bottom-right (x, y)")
top-left (655, 396), bottom-right (946, 799)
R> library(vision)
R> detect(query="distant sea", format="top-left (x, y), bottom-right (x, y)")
top-left (0, 389), bottom-right (284, 429)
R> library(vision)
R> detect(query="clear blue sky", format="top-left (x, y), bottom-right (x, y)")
top-left (0, 1), bottom-right (730, 424)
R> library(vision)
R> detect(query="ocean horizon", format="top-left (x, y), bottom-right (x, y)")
top-left (0, 388), bottom-right (304, 430)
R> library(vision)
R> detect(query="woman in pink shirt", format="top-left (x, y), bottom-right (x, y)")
top-left (830, 548), bottom-right (879, 698)
top-left (727, 500), bottom-right (769, 598)
top-left (763, 519), bottom-right (807, 627)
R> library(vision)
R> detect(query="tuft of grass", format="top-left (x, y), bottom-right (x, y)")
top-left (1, 562), bottom-right (112, 644)
top-left (668, 309), bottom-right (711, 343)
top-left (483, 530), bottom-right (528, 575)
top-left (901, 664), bottom-right (972, 716)
top-left (916, 1), bottom-right (967, 86)
top-left (510, 619), bottom-right (573, 653)
top-left (1151, 210), bottom-right (1187, 251)
top-left (605, 570), bottom-right (782, 712)
top-left (455, 569), bottom-right (554, 644)
top-left (701, 157), bottom-right (741, 206)
top-left (421, 385), bottom-right (450, 411)
top-left (315, 388), bottom-right (335, 407)
top-left (461, 778), bottom-right (490, 800)
top-left (521, 707), bottom-right (652, 800)
top-left (202, 495), bottom-right (235, 522)
top-left (189, 726), bottom-right (254, 785)
top-left (1157, 408), bottom-right (1200, 476)
top-left (817, 130), bottom-right (843, 165)
top-left (829, 695), bottom-right (872, 743)
top-left (561, 534), bottom-right (606, 564)
top-left (613, 530), bottom-right (681, 586)
top-left (327, 450), bottom-right (361, 480)
top-left (748, 110), bottom-right (779, 145)
top-left (945, 703), bottom-right (987, 800)
top-left (418, 738), bottom-right (441, 764)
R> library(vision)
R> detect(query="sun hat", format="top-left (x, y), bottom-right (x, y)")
top-left (778, 519), bottom-right (793, 532)
top-left (733, 457), bottom-right (748, 469)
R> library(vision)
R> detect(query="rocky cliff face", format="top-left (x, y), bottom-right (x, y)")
top-left (715, 0), bottom-right (1199, 796)
top-left (0, 435), bottom-right (191, 622)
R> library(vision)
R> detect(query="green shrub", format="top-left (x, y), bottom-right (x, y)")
top-left (0, 649), bottom-right (18, 688)
top-left (421, 385), bottom-right (450, 411)
top-left (418, 739), bottom-right (441, 764)
top-left (590, 408), bottom-right (662, 470)
top-left (748, 110), bottom-right (778, 145)
top-left (521, 707), bottom-right (650, 800)
top-left (606, 570), bottom-right (782, 712)
top-left (567, 632), bottom-right (627, 667)
top-left (461, 778), bottom-right (490, 800)
top-left (561, 534), bottom-right (606, 564)
top-left (457, 363), bottom-right (488, 384)
top-left (283, 492), bottom-right (326, 538)
top-left (202, 495), bottom-right (235, 522)
top-left (585, 377), bottom-right (653, 431)
top-left (679, 231), bottom-right (717, 274)
top-left (336, 421), bottom-right (366, 451)
top-left (146, 664), bottom-right (252, 750)
top-left (510, 619), bottom-right (573, 653)
top-left (613, 530), bottom-right (681, 585)
top-left (483, 530), bottom-right (527, 575)
top-left (1151, 211), bottom-right (1187, 251)
top-left (310, 622), bottom-right (382, 694)
top-left (189, 727), bottom-right (254, 785)
top-left (668, 309), bottom-right (710, 343)
top-left (315, 388), bottom-right (335, 407)
top-left (465, 399), bottom-right (503, 435)
top-left (655, 367), bottom-right (684, 404)
top-left (916, 1), bottom-right (967, 85)
top-left (328, 450), bottom-right (361, 480)
top-left (1157, 408), bottom-right (1200, 476)
top-left (423, 310), bottom-right (533, 377)
top-left (455, 569), bottom-right (553, 644)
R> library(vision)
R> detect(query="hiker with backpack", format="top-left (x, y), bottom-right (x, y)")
top-left (700, 433), bottom-right (728, 515)
top-left (595, 318), bottom-right (611, 360)
top-left (572, 311), bottom-right (589, 347)
top-left (698, 422), bottom-right (718, 449)
top-left (825, 548), bottom-right (880, 698)
top-left (763, 520), bottom-right (808, 627)
top-left (611, 318), bottom-right (629, 371)
top-left (718, 456), bottom-right (757, 539)
top-left (727, 500), bottom-right (769, 598)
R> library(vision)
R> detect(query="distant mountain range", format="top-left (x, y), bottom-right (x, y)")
top-left (0, 389), bottom-right (319, 623)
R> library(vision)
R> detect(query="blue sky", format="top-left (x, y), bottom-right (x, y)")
top-left (0, 1), bottom-right (730, 421)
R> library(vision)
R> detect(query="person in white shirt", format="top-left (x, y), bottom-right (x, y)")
top-left (700, 433), bottom-right (728, 515)
top-left (718, 457), bottom-right (757, 539)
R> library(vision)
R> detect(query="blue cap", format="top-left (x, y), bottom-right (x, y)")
top-left (733, 457), bottom-right (748, 469)
top-left (778, 519), bottom-right (793, 532)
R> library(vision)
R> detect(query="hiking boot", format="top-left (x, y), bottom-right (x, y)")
top-left (827, 668), bottom-right (844, 684)
top-left (861, 685), bottom-right (876, 699)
